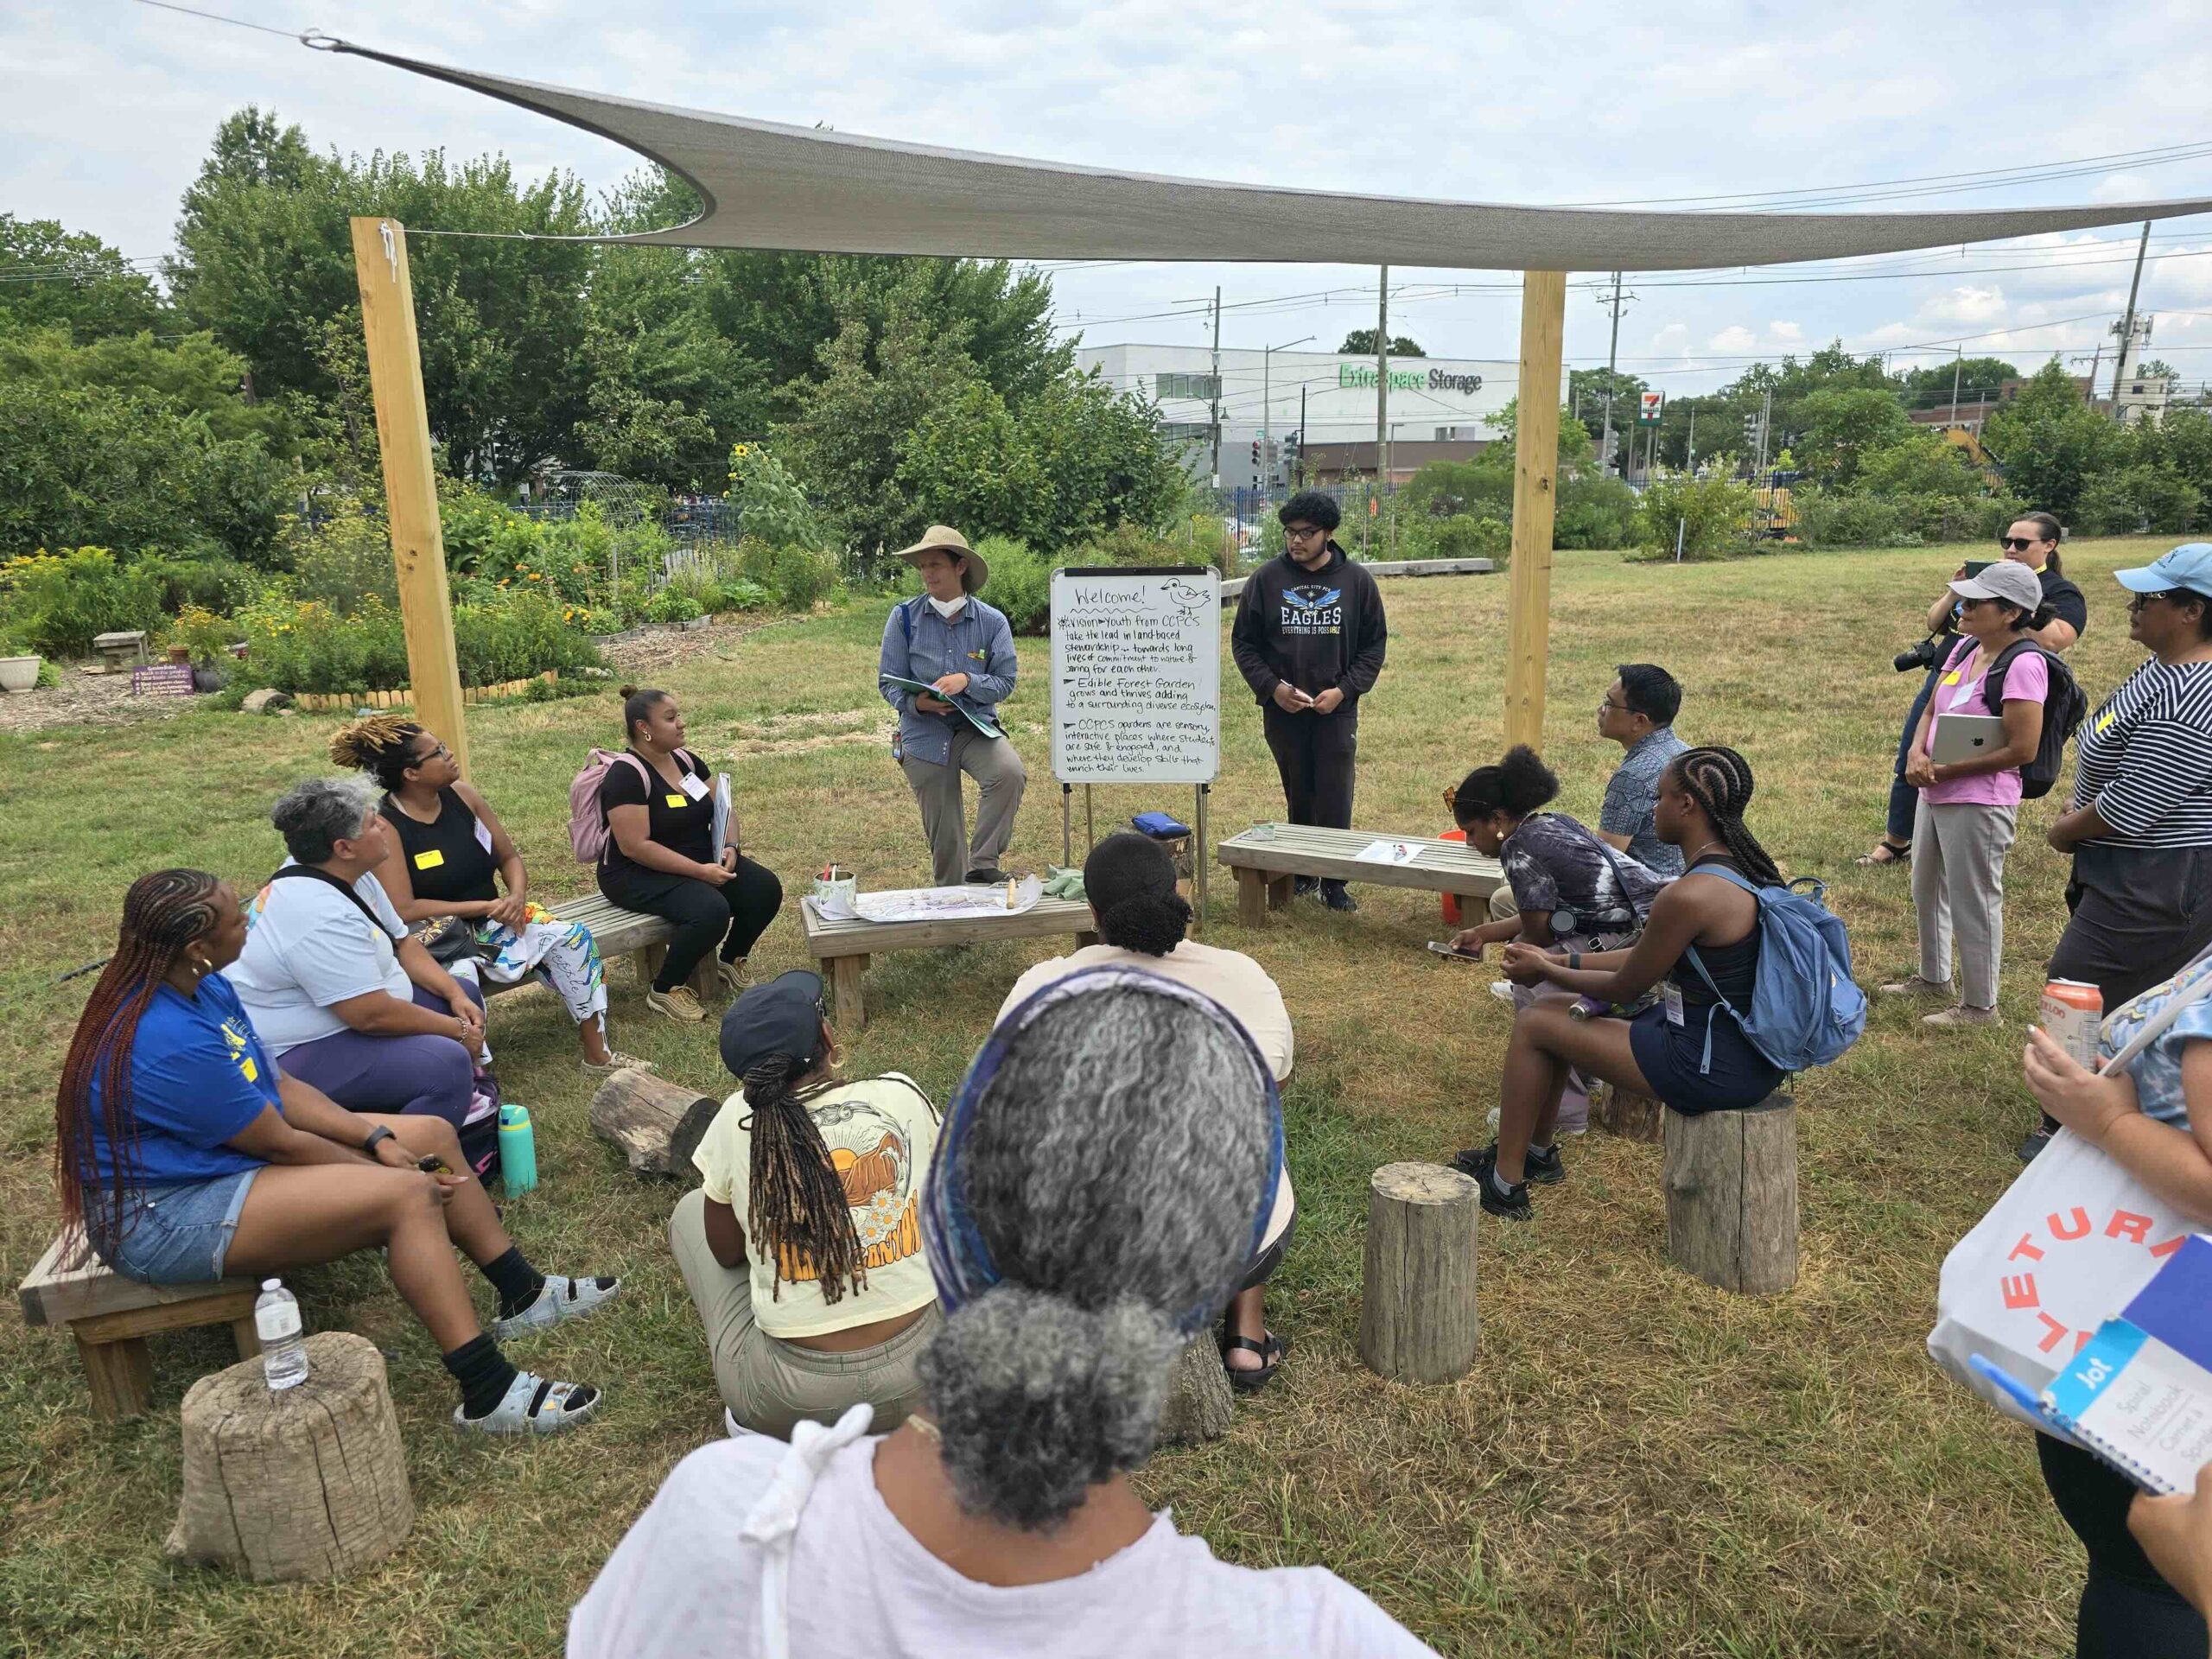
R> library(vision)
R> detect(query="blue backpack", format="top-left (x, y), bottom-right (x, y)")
top-left (1684, 867), bottom-right (1867, 1075)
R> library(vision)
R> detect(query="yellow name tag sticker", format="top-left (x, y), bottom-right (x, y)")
top-left (666, 794), bottom-right (687, 809)
top-left (1941, 671), bottom-right (1961, 685)
top-left (413, 849), bottom-right (445, 870)
top-left (239, 1057), bottom-right (258, 1083)
top-left (2096, 710), bottom-right (2117, 734)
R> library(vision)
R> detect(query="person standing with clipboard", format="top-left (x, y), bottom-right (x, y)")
top-left (878, 526), bottom-right (1027, 887)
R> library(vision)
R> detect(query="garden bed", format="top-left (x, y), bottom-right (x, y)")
top-left (285, 671), bottom-right (562, 714)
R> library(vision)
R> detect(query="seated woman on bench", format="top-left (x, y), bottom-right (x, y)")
top-left (673, 970), bottom-right (943, 1439)
top-left (229, 778), bottom-right (492, 1137)
top-left (1452, 747), bottom-right (1786, 1221)
top-left (54, 869), bottom-right (618, 1434)
top-left (329, 714), bottom-right (649, 1077)
top-left (997, 831), bottom-right (1297, 1392)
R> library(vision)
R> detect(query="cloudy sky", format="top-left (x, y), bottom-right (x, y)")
top-left (9, 0), bottom-right (2212, 401)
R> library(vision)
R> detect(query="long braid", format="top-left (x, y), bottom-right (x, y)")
top-left (54, 870), bottom-right (227, 1247)
top-left (741, 1052), bottom-right (868, 1304)
top-left (1672, 746), bottom-right (1784, 889)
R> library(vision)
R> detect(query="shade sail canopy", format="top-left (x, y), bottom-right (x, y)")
top-left (334, 42), bottom-right (2212, 270)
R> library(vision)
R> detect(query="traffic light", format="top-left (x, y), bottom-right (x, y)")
top-left (1250, 438), bottom-right (1262, 470)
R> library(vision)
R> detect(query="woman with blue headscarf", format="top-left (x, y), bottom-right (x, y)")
top-left (571, 969), bottom-right (1438, 1659)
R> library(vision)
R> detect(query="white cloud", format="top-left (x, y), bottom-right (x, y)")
top-left (1769, 321), bottom-right (1802, 342)
top-left (1919, 285), bottom-right (2011, 327)
top-left (1707, 325), bottom-right (1758, 353)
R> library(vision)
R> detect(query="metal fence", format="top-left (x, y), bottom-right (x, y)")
top-left (513, 497), bottom-right (740, 546)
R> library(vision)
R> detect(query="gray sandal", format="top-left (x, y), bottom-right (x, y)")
top-left (452, 1370), bottom-right (601, 1435)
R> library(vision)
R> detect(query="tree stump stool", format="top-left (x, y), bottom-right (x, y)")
top-left (589, 1067), bottom-right (724, 1179)
top-left (1593, 1080), bottom-right (1664, 1142)
top-left (1358, 1162), bottom-right (1480, 1383)
top-left (165, 1332), bottom-right (413, 1581)
top-left (1662, 1096), bottom-right (1798, 1295)
top-left (1156, 1335), bottom-right (1233, 1446)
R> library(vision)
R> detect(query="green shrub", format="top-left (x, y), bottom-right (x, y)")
top-left (139, 553), bottom-right (264, 616)
top-left (737, 539), bottom-right (837, 610)
top-left (1406, 512), bottom-right (1510, 562)
top-left (972, 535), bottom-right (1049, 633)
top-left (166, 604), bottom-right (245, 666)
top-left (237, 594), bottom-right (409, 693)
top-left (727, 444), bottom-right (831, 550)
top-left (1555, 473), bottom-right (1639, 550)
top-left (1630, 471), bottom-right (1758, 560)
top-left (286, 502), bottom-right (399, 615)
top-left (1790, 488), bottom-right (2021, 550)
top-left (453, 592), bottom-right (603, 686)
top-left (643, 588), bottom-right (704, 625)
top-left (0, 547), bottom-right (165, 657)
top-left (2074, 466), bottom-right (2202, 537)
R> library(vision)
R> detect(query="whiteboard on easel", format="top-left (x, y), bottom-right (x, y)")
top-left (1049, 567), bottom-right (1220, 785)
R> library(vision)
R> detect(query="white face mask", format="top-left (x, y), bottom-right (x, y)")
top-left (928, 594), bottom-right (968, 620)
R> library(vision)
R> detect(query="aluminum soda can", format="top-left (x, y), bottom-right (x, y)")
top-left (2040, 979), bottom-right (2103, 1069)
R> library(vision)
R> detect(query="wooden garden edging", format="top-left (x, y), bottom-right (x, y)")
top-left (289, 671), bottom-right (556, 714)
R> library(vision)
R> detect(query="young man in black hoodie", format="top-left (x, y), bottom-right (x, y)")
top-left (1230, 491), bottom-right (1389, 911)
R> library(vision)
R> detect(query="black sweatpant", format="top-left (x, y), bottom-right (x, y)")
top-left (599, 858), bottom-right (784, 992)
top-left (1262, 703), bottom-right (1358, 832)
top-left (2037, 1437), bottom-right (2209, 1657)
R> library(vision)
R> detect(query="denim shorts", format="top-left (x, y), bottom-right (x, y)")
top-left (92, 1169), bottom-right (260, 1284)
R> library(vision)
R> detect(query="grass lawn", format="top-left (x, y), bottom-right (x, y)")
top-left (0, 537), bottom-right (2171, 1657)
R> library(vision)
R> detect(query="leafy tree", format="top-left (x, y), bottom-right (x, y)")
top-left (0, 326), bottom-right (296, 450)
top-left (2135, 358), bottom-right (2180, 383)
top-left (1981, 361), bottom-right (2121, 518)
top-left (2075, 466), bottom-right (2202, 536)
top-left (1338, 329), bottom-right (1425, 357)
top-left (1898, 356), bottom-right (2018, 410)
top-left (1851, 430), bottom-right (1986, 499)
top-left (0, 215), bottom-right (164, 339)
top-left (1795, 386), bottom-right (1910, 486)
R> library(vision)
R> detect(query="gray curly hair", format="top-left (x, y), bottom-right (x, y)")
top-left (270, 777), bottom-right (379, 866)
top-left (916, 982), bottom-right (1274, 1532)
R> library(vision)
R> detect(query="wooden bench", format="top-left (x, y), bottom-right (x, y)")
top-left (1215, 824), bottom-right (1503, 925)
top-left (19, 1230), bottom-right (261, 1421)
top-left (476, 892), bottom-right (718, 1004)
top-left (801, 895), bottom-right (1099, 1029)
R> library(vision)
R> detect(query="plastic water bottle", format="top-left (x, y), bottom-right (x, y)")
top-left (255, 1279), bottom-right (308, 1392)
top-left (498, 1103), bottom-right (537, 1196)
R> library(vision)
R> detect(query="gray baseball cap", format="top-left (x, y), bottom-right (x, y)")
top-left (1948, 560), bottom-right (2044, 616)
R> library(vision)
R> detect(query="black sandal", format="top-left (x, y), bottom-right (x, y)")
top-left (1855, 840), bottom-right (1911, 868)
top-left (1223, 1332), bottom-right (1287, 1394)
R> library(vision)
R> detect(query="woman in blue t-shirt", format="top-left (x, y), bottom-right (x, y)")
top-left (54, 869), bottom-right (620, 1436)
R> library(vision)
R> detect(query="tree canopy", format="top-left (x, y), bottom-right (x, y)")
top-left (1338, 329), bottom-right (1424, 357)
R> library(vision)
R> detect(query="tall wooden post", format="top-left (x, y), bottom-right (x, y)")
top-left (350, 217), bottom-right (468, 772)
top-left (1503, 270), bottom-right (1567, 752)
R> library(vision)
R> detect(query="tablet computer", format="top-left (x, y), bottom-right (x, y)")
top-left (1931, 712), bottom-right (2008, 766)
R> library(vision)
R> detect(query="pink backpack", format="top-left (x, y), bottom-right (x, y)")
top-left (567, 747), bottom-right (702, 862)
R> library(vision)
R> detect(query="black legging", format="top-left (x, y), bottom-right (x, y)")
top-left (599, 858), bottom-right (784, 992)
top-left (2038, 1436), bottom-right (2209, 1657)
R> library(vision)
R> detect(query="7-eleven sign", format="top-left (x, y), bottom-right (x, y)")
top-left (1637, 391), bottom-right (1665, 426)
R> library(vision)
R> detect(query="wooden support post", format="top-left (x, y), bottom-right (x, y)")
top-left (351, 218), bottom-right (469, 773)
top-left (636, 940), bottom-right (719, 1004)
top-left (231, 1317), bottom-right (261, 1362)
top-left (1503, 270), bottom-right (1567, 752)
top-left (1267, 875), bottom-right (1294, 911)
top-left (1662, 1096), bottom-right (1799, 1295)
top-left (76, 1332), bottom-right (154, 1422)
top-left (1357, 1162), bottom-right (1480, 1382)
top-left (830, 954), bottom-right (868, 1029)
top-left (1236, 867), bottom-right (1267, 926)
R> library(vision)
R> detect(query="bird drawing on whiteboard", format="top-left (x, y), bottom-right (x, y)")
top-left (1160, 578), bottom-right (1208, 610)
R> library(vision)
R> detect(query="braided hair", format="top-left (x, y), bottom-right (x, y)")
top-left (328, 714), bottom-right (427, 793)
top-left (1667, 746), bottom-right (1784, 889)
top-left (741, 1050), bottom-right (868, 1305)
top-left (54, 870), bottom-right (229, 1244)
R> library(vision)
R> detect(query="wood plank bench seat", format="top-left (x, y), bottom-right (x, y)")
top-left (1215, 824), bottom-right (1503, 925)
top-left (801, 895), bottom-right (1100, 1029)
top-left (19, 1230), bottom-right (261, 1421)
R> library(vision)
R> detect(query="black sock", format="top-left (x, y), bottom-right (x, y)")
top-left (480, 1247), bottom-right (545, 1319)
top-left (443, 1333), bottom-right (518, 1420)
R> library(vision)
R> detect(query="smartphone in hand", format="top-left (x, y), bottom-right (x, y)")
top-left (1427, 941), bottom-right (1482, 963)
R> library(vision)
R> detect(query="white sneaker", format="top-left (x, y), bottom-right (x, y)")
top-left (1490, 980), bottom-right (1516, 1006)
top-left (452, 1370), bottom-right (601, 1435)
top-left (724, 1406), bottom-right (765, 1440)
top-left (490, 1274), bottom-right (622, 1341)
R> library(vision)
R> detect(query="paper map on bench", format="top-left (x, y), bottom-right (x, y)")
top-left (1354, 839), bottom-right (1424, 866)
top-left (848, 875), bottom-right (1044, 924)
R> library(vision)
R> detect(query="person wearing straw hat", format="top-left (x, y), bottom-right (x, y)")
top-left (878, 526), bottom-right (1027, 887)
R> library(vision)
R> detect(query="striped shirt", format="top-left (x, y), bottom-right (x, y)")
top-left (2070, 658), bottom-right (2212, 849)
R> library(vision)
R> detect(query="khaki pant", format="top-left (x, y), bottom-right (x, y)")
top-left (669, 1188), bottom-right (940, 1440)
top-left (1488, 887), bottom-right (1520, 923)
top-left (1912, 796), bottom-right (2018, 1011)
top-left (899, 725), bottom-right (1027, 887)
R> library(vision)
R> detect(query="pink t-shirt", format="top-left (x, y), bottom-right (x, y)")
top-left (1926, 638), bottom-right (2048, 808)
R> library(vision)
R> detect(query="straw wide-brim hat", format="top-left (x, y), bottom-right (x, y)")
top-left (893, 525), bottom-right (988, 593)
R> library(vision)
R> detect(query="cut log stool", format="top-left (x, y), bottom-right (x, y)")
top-left (165, 1332), bottom-right (413, 1581)
top-left (1662, 1095), bottom-right (1798, 1295)
top-left (1593, 1081), bottom-right (1665, 1142)
top-left (1357, 1161), bottom-right (1481, 1382)
top-left (1155, 1335), bottom-right (1234, 1445)
top-left (589, 1067), bottom-right (724, 1178)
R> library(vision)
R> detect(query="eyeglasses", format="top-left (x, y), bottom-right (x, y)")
top-left (1282, 524), bottom-right (1326, 542)
top-left (1599, 696), bottom-right (1630, 715)
top-left (1998, 537), bottom-right (2046, 552)
top-left (414, 741), bottom-right (452, 764)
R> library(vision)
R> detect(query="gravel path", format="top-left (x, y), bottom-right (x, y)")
top-left (0, 667), bottom-right (202, 735)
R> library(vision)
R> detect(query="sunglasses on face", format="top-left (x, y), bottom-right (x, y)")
top-left (1999, 537), bottom-right (2046, 552)
top-left (2129, 589), bottom-right (2179, 613)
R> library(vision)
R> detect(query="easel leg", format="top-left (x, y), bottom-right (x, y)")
top-left (1062, 784), bottom-right (1072, 869)
top-left (1193, 783), bottom-right (1209, 935)
top-left (1084, 785), bottom-right (1095, 852)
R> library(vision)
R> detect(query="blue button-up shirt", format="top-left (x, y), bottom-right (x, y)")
top-left (1600, 725), bottom-right (1688, 877)
top-left (878, 594), bottom-right (1019, 767)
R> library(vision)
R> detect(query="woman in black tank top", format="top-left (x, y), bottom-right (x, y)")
top-left (329, 715), bottom-right (652, 1077)
top-left (1450, 747), bottom-right (1787, 1221)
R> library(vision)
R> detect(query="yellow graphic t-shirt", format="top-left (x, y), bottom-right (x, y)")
top-left (691, 1071), bottom-right (943, 1339)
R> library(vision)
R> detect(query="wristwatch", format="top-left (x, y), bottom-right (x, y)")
top-left (362, 1125), bottom-right (394, 1156)
top-left (1568, 951), bottom-right (1583, 970)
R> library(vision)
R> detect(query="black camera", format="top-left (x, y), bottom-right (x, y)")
top-left (1893, 635), bottom-right (1950, 674)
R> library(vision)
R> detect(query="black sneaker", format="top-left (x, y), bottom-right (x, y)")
top-left (1293, 876), bottom-right (1320, 898)
top-left (1320, 880), bottom-right (1358, 912)
top-left (2017, 1127), bottom-right (2053, 1163)
top-left (1523, 1143), bottom-right (1565, 1185)
top-left (1448, 1144), bottom-right (1533, 1220)
top-left (963, 868), bottom-right (1005, 885)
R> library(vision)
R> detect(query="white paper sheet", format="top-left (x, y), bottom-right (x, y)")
top-left (847, 875), bottom-right (1045, 924)
top-left (1354, 839), bottom-right (1422, 867)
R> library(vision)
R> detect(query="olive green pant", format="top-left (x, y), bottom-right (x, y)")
top-left (669, 1187), bottom-right (940, 1440)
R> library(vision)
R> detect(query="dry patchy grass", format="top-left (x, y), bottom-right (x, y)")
top-left (0, 540), bottom-right (2168, 1657)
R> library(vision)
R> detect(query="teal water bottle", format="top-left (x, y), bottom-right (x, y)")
top-left (498, 1103), bottom-right (537, 1196)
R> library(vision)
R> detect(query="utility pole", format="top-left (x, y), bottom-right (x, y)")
top-left (1208, 284), bottom-right (1223, 487)
top-left (1376, 266), bottom-right (1391, 492)
top-left (2110, 219), bottom-right (2152, 417)
top-left (1685, 405), bottom-right (1696, 474)
top-left (1598, 272), bottom-right (1629, 478)
top-left (1758, 387), bottom-right (1773, 474)
top-left (1298, 384), bottom-right (1307, 485)
top-left (1948, 345), bottom-right (1964, 424)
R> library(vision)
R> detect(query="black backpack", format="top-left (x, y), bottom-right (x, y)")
top-left (1980, 640), bottom-right (2088, 800)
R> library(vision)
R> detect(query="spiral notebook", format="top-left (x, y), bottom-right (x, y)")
top-left (1985, 1236), bottom-right (2212, 1495)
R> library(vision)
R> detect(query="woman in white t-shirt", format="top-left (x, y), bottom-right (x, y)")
top-left (573, 969), bottom-right (1438, 1659)
top-left (672, 969), bottom-right (942, 1439)
top-left (998, 831), bottom-right (1296, 1391)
